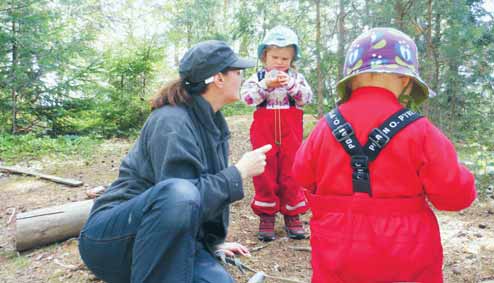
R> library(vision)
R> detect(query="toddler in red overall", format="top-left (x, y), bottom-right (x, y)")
top-left (293, 28), bottom-right (476, 283)
top-left (241, 26), bottom-right (313, 241)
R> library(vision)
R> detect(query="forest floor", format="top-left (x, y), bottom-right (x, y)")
top-left (0, 115), bottom-right (493, 283)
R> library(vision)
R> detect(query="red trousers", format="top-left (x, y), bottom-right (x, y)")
top-left (306, 192), bottom-right (443, 283)
top-left (250, 107), bottom-right (308, 216)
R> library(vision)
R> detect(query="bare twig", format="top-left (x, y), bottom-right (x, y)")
top-left (7, 207), bottom-right (16, 225)
top-left (288, 246), bottom-right (311, 252)
top-left (0, 165), bottom-right (83, 187)
top-left (225, 257), bottom-right (307, 283)
top-left (251, 244), bottom-right (269, 252)
top-left (53, 258), bottom-right (80, 270)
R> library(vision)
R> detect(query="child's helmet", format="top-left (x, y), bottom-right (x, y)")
top-left (336, 27), bottom-right (436, 105)
top-left (258, 25), bottom-right (300, 60)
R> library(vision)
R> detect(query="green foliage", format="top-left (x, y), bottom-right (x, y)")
top-left (222, 101), bottom-right (254, 117)
top-left (87, 43), bottom-right (160, 137)
top-left (0, 0), bottom-right (103, 135)
top-left (303, 119), bottom-right (317, 139)
top-left (0, 134), bottom-right (101, 163)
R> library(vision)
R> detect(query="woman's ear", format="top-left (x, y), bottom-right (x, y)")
top-left (213, 73), bottom-right (225, 88)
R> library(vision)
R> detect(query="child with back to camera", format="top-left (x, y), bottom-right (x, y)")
top-left (292, 27), bottom-right (476, 283)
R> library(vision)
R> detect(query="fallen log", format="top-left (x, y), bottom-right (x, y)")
top-left (15, 200), bottom-right (93, 251)
top-left (0, 165), bottom-right (83, 187)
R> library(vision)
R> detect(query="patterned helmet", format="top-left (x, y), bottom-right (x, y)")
top-left (336, 27), bottom-right (436, 105)
top-left (258, 25), bottom-right (300, 60)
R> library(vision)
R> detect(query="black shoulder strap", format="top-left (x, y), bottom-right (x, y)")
top-left (364, 108), bottom-right (423, 161)
top-left (324, 107), bottom-right (423, 196)
top-left (257, 70), bottom-right (266, 81)
top-left (325, 108), bottom-right (371, 195)
top-left (324, 108), bottom-right (363, 156)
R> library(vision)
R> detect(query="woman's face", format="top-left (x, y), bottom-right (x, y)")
top-left (222, 69), bottom-right (243, 103)
top-left (264, 46), bottom-right (295, 71)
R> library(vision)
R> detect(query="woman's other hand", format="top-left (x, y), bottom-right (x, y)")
top-left (215, 242), bottom-right (251, 257)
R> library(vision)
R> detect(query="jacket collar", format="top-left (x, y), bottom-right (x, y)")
top-left (190, 95), bottom-right (230, 141)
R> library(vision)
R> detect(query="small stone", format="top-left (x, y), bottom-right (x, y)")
top-left (452, 266), bottom-right (461, 275)
top-left (475, 233), bottom-right (483, 238)
top-left (479, 224), bottom-right (487, 229)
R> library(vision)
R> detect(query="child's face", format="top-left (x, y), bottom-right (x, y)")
top-left (263, 46), bottom-right (295, 71)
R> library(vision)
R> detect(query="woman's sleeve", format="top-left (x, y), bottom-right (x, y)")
top-left (146, 122), bottom-right (243, 222)
top-left (241, 73), bottom-right (269, 106)
top-left (419, 122), bottom-right (476, 211)
top-left (286, 72), bottom-right (313, 106)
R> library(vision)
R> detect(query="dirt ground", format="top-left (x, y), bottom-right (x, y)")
top-left (0, 115), bottom-right (493, 283)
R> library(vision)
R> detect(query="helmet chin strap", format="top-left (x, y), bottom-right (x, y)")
top-left (398, 80), bottom-right (413, 107)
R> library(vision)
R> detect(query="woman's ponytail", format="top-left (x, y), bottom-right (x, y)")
top-left (149, 79), bottom-right (191, 110)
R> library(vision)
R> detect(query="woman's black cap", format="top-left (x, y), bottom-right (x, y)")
top-left (179, 40), bottom-right (255, 83)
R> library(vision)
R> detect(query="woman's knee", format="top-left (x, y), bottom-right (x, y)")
top-left (151, 178), bottom-right (201, 206)
top-left (145, 179), bottom-right (202, 231)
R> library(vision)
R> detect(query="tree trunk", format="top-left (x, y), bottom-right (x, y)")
top-left (447, 60), bottom-right (459, 132)
top-left (223, 0), bottom-right (228, 28)
top-left (365, 0), bottom-right (372, 26)
top-left (238, 1), bottom-right (249, 56)
top-left (336, 0), bottom-right (346, 80)
top-left (15, 200), bottom-right (94, 251)
top-left (394, 0), bottom-right (413, 30)
top-left (315, 0), bottom-right (324, 117)
top-left (396, 2), bottom-right (403, 29)
top-left (186, 20), bottom-right (192, 48)
top-left (422, 0), bottom-right (434, 116)
top-left (174, 42), bottom-right (180, 66)
top-left (10, 0), bottom-right (18, 135)
top-left (433, 12), bottom-right (441, 91)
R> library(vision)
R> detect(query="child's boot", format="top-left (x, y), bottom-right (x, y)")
top-left (284, 215), bottom-right (305, 239)
top-left (258, 214), bottom-right (276, 241)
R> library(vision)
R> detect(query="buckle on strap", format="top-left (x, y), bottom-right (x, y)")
top-left (332, 123), bottom-right (354, 142)
top-left (351, 155), bottom-right (369, 181)
top-left (369, 128), bottom-right (390, 148)
top-left (351, 155), bottom-right (369, 169)
top-left (352, 171), bottom-right (369, 181)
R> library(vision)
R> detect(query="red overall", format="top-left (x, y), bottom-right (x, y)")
top-left (250, 106), bottom-right (308, 216)
top-left (293, 87), bottom-right (476, 283)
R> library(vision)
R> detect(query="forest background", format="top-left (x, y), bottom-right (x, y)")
top-left (0, 0), bottom-right (493, 192)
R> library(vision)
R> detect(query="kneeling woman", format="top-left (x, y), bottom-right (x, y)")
top-left (79, 40), bottom-right (271, 283)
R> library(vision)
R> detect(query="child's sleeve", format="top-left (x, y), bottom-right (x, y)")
top-left (240, 73), bottom-right (270, 106)
top-left (419, 122), bottom-right (476, 211)
top-left (285, 72), bottom-right (313, 106)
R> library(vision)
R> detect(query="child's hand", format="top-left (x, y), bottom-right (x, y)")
top-left (276, 72), bottom-right (290, 86)
top-left (265, 70), bottom-right (289, 88)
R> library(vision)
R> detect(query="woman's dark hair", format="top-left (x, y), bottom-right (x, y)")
top-left (150, 68), bottom-right (236, 110)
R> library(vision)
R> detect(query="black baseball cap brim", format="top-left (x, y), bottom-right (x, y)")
top-left (229, 57), bottom-right (256, 69)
